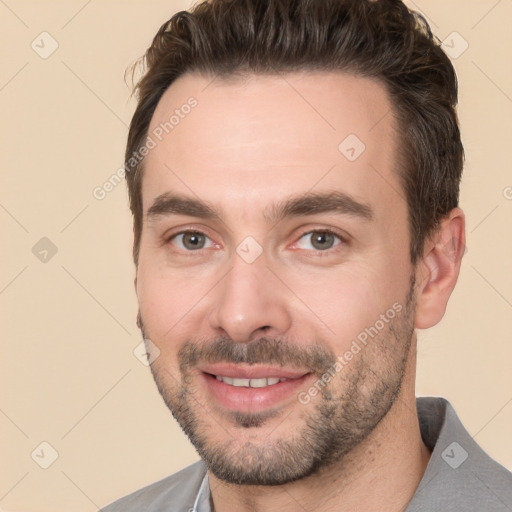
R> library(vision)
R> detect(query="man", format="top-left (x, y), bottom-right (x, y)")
top-left (102, 0), bottom-right (512, 510)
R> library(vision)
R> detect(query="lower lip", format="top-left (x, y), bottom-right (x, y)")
top-left (201, 372), bottom-right (312, 413)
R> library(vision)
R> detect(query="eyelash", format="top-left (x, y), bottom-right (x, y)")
top-left (165, 229), bottom-right (217, 253)
top-left (165, 227), bottom-right (348, 256)
top-left (291, 229), bottom-right (347, 257)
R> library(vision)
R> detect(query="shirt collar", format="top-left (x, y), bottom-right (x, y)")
top-left (191, 472), bottom-right (211, 512)
top-left (189, 397), bottom-right (475, 512)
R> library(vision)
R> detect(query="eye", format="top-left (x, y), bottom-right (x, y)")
top-left (170, 231), bottom-right (214, 251)
top-left (296, 230), bottom-right (342, 251)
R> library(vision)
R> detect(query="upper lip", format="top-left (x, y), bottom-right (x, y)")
top-left (198, 363), bottom-right (310, 380)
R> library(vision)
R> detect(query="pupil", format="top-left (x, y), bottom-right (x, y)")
top-left (184, 233), bottom-right (204, 249)
top-left (312, 232), bottom-right (333, 250)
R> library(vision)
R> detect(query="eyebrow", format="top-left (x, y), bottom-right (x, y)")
top-left (147, 193), bottom-right (220, 221)
top-left (266, 191), bottom-right (373, 223)
top-left (146, 191), bottom-right (373, 223)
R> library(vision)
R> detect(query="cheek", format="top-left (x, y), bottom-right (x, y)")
top-left (282, 262), bottom-right (407, 353)
top-left (136, 265), bottom-right (208, 342)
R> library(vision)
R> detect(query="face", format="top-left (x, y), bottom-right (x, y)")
top-left (136, 71), bottom-right (416, 485)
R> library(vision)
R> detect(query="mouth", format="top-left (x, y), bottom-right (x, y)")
top-left (214, 376), bottom-right (288, 388)
top-left (198, 363), bottom-right (313, 413)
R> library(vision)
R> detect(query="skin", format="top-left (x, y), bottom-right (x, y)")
top-left (135, 71), bottom-right (465, 511)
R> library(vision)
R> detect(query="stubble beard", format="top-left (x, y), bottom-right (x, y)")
top-left (143, 286), bottom-right (416, 486)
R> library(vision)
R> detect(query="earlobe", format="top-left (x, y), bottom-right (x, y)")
top-left (414, 208), bottom-right (466, 329)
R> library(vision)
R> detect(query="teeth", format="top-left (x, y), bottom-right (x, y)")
top-left (250, 378), bottom-right (270, 388)
top-left (216, 376), bottom-right (286, 388)
top-left (233, 378), bottom-right (250, 387)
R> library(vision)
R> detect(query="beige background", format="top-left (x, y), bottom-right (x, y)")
top-left (1, 1), bottom-right (511, 510)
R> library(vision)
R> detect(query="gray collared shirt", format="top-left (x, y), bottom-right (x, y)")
top-left (101, 397), bottom-right (512, 511)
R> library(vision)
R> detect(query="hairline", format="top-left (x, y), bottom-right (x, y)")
top-left (132, 69), bottom-right (422, 265)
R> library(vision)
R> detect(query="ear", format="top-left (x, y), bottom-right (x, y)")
top-left (414, 208), bottom-right (466, 329)
top-left (134, 274), bottom-right (142, 329)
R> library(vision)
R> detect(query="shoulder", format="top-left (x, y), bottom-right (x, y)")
top-left (409, 397), bottom-right (512, 511)
top-left (100, 460), bottom-right (207, 512)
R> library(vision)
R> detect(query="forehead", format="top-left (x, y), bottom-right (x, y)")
top-left (142, 71), bottom-right (404, 219)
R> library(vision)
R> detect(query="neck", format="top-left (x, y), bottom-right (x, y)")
top-left (208, 340), bottom-right (431, 512)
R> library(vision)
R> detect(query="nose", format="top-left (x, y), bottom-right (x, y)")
top-left (208, 253), bottom-right (292, 343)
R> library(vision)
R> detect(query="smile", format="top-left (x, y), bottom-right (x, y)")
top-left (198, 365), bottom-right (314, 413)
top-left (215, 376), bottom-right (288, 388)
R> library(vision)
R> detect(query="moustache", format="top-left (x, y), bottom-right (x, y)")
top-left (177, 336), bottom-right (336, 377)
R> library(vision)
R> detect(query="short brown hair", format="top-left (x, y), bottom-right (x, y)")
top-left (125, 0), bottom-right (463, 265)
